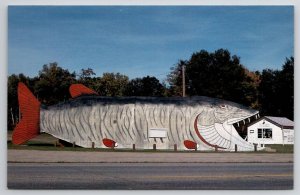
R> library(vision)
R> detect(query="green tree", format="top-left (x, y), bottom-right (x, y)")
top-left (167, 60), bottom-right (188, 97)
top-left (258, 57), bottom-right (294, 119)
top-left (34, 62), bottom-right (76, 105)
top-left (79, 68), bottom-right (96, 80)
top-left (279, 57), bottom-right (294, 119)
top-left (97, 73), bottom-right (129, 96)
top-left (167, 49), bottom-right (258, 106)
top-left (125, 76), bottom-right (165, 96)
top-left (8, 74), bottom-right (20, 130)
top-left (77, 68), bottom-right (97, 90)
top-left (7, 74), bottom-right (34, 130)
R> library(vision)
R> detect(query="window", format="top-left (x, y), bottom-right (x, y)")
top-left (250, 130), bottom-right (254, 133)
top-left (258, 129), bottom-right (262, 138)
top-left (264, 129), bottom-right (272, 138)
top-left (257, 128), bottom-right (272, 139)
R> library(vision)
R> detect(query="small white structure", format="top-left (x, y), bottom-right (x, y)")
top-left (247, 116), bottom-right (294, 145)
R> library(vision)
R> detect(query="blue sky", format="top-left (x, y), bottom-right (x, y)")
top-left (8, 6), bottom-right (293, 81)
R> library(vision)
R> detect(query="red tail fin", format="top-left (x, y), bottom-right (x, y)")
top-left (12, 82), bottom-right (41, 145)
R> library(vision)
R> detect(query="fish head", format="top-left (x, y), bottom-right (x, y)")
top-left (213, 101), bottom-right (259, 125)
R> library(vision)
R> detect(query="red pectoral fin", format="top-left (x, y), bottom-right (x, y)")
top-left (184, 140), bottom-right (198, 149)
top-left (69, 84), bottom-right (98, 98)
top-left (102, 138), bottom-right (117, 148)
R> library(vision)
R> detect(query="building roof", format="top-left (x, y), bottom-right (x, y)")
top-left (247, 116), bottom-right (294, 129)
top-left (264, 116), bottom-right (294, 128)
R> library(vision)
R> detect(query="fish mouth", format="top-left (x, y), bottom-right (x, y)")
top-left (227, 111), bottom-right (259, 125)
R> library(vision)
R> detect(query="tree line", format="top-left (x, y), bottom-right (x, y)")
top-left (7, 49), bottom-right (294, 130)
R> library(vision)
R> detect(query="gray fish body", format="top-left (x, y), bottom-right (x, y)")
top-left (40, 96), bottom-right (259, 151)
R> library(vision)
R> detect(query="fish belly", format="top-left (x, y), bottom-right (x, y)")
top-left (40, 102), bottom-right (205, 149)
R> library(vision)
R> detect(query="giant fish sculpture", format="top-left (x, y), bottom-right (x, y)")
top-left (12, 82), bottom-right (263, 151)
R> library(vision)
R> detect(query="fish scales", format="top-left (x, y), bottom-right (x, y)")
top-left (13, 83), bottom-right (264, 151)
top-left (39, 97), bottom-right (206, 149)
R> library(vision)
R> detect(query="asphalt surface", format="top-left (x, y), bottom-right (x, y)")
top-left (8, 149), bottom-right (294, 163)
top-left (7, 162), bottom-right (293, 190)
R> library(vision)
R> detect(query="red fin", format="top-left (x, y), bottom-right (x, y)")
top-left (69, 84), bottom-right (98, 98)
top-left (102, 138), bottom-right (117, 148)
top-left (12, 82), bottom-right (41, 145)
top-left (184, 140), bottom-right (198, 149)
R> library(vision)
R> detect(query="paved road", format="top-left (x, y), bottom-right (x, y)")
top-left (7, 162), bottom-right (293, 190)
top-left (8, 149), bottom-right (293, 163)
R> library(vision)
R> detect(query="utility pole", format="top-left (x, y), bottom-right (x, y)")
top-left (182, 65), bottom-right (186, 97)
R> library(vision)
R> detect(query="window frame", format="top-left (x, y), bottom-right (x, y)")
top-left (257, 128), bottom-right (272, 139)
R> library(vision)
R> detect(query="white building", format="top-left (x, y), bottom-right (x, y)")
top-left (247, 116), bottom-right (294, 145)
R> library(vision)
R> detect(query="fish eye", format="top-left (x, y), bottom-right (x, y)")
top-left (220, 104), bottom-right (227, 109)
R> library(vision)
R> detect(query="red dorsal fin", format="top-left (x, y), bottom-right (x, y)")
top-left (69, 84), bottom-right (98, 98)
top-left (12, 82), bottom-right (41, 145)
